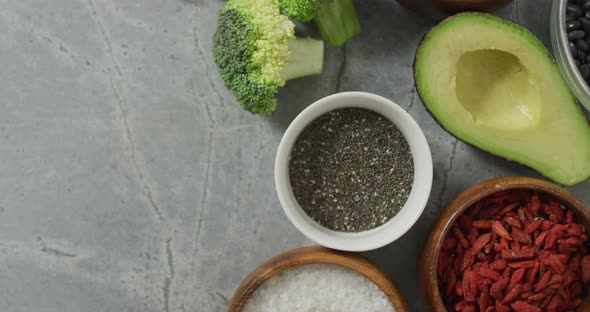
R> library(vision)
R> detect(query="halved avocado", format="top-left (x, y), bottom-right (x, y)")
top-left (414, 13), bottom-right (590, 186)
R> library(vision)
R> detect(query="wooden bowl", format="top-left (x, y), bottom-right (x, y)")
top-left (228, 246), bottom-right (409, 312)
top-left (421, 176), bottom-right (590, 311)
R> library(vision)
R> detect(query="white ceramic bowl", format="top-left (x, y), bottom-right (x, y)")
top-left (275, 92), bottom-right (433, 251)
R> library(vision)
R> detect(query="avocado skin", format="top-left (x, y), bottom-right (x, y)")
top-left (412, 12), bottom-right (590, 186)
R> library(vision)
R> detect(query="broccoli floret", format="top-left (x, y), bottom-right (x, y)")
top-left (213, 0), bottom-right (324, 115)
top-left (280, 0), bottom-right (361, 47)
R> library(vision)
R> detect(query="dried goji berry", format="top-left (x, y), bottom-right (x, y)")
top-left (534, 231), bottom-right (548, 248)
top-left (495, 304), bottom-right (510, 312)
top-left (511, 227), bottom-right (532, 244)
top-left (478, 286), bottom-right (490, 311)
top-left (490, 259), bottom-right (507, 271)
top-left (534, 271), bottom-right (552, 292)
top-left (508, 260), bottom-right (536, 269)
top-left (526, 260), bottom-right (540, 284)
top-left (492, 221), bottom-right (513, 241)
top-left (545, 294), bottom-right (562, 312)
top-left (508, 268), bottom-right (525, 290)
top-left (461, 249), bottom-right (475, 272)
top-left (530, 192), bottom-right (540, 214)
top-left (473, 220), bottom-right (491, 230)
top-left (527, 293), bottom-right (546, 301)
top-left (541, 220), bottom-right (553, 231)
top-left (511, 300), bottom-right (541, 312)
top-left (539, 254), bottom-right (565, 274)
top-left (500, 283), bottom-right (521, 304)
top-left (504, 216), bottom-right (522, 228)
top-left (446, 269), bottom-right (457, 297)
top-left (490, 277), bottom-right (509, 299)
top-left (524, 220), bottom-right (542, 234)
top-left (479, 267), bottom-right (501, 281)
top-left (454, 228), bottom-right (470, 248)
top-left (501, 249), bottom-right (534, 260)
top-left (581, 255), bottom-right (590, 284)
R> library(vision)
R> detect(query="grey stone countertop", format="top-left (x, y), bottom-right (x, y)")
top-left (0, 0), bottom-right (587, 311)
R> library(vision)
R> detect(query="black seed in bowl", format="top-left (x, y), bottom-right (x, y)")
top-left (568, 14), bottom-right (576, 22)
top-left (568, 20), bottom-right (582, 31)
top-left (567, 3), bottom-right (584, 17)
top-left (571, 41), bottom-right (579, 58)
top-left (566, 0), bottom-right (590, 84)
top-left (569, 30), bottom-right (586, 40)
top-left (577, 39), bottom-right (589, 51)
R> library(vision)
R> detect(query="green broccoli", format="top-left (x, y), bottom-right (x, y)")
top-left (279, 0), bottom-right (361, 47)
top-left (213, 0), bottom-right (324, 115)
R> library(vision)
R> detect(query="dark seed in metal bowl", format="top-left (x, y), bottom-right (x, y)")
top-left (567, 13), bottom-right (576, 22)
top-left (569, 30), bottom-right (586, 40)
top-left (580, 17), bottom-right (590, 32)
top-left (580, 64), bottom-right (590, 79)
top-left (570, 41), bottom-right (579, 58)
top-left (568, 20), bottom-right (582, 31)
top-left (567, 3), bottom-right (584, 17)
top-left (577, 39), bottom-right (589, 51)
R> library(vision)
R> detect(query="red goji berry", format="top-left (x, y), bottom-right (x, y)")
top-left (527, 293), bottom-right (546, 301)
top-left (534, 271), bottom-right (552, 292)
top-left (511, 300), bottom-right (541, 312)
top-left (501, 249), bottom-right (534, 260)
top-left (500, 283), bottom-right (521, 304)
top-left (511, 227), bottom-right (532, 244)
top-left (508, 268), bottom-right (525, 291)
top-left (490, 259), bottom-right (507, 271)
top-left (473, 220), bottom-right (491, 230)
top-left (454, 228), bottom-right (470, 248)
top-left (491, 221), bottom-right (513, 241)
top-left (581, 255), bottom-right (590, 284)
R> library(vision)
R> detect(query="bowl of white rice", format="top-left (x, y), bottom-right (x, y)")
top-left (228, 246), bottom-right (409, 312)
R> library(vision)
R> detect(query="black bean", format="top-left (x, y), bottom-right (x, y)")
top-left (579, 50), bottom-right (587, 61)
top-left (576, 59), bottom-right (582, 67)
top-left (580, 17), bottom-right (590, 32)
top-left (567, 14), bottom-right (576, 22)
top-left (569, 30), bottom-right (586, 40)
top-left (580, 64), bottom-right (590, 79)
top-left (584, 0), bottom-right (590, 10)
top-left (585, 10), bottom-right (590, 19)
top-left (578, 39), bottom-right (589, 52)
top-left (571, 41), bottom-right (579, 58)
top-left (568, 3), bottom-right (584, 16)
top-left (585, 54), bottom-right (590, 63)
top-left (568, 20), bottom-right (582, 31)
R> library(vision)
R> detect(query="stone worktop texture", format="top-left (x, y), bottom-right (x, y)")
top-left (0, 0), bottom-right (587, 311)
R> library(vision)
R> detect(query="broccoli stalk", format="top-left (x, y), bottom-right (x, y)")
top-left (281, 38), bottom-right (324, 81)
top-left (280, 0), bottom-right (361, 47)
top-left (314, 0), bottom-right (360, 47)
top-left (213, 0), bottom-right (324, 115)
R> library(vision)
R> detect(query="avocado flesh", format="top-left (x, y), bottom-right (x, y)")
top-left (415, 13), bottom-right (590, 186)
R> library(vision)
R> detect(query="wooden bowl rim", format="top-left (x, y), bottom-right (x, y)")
top-left (420, 176), bottom-right (590, 311)
top-left (228, 246), bottom-right (410, 312)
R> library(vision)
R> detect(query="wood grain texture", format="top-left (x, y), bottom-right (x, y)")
top-left (228, 246), bottom-right (409, 312)
top-left (420, 176), bottom-right (590, 311)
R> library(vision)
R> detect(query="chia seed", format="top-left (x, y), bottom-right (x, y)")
top-left (288, 108), bottom-right (414, 232)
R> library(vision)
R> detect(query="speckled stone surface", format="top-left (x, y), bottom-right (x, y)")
top-left (0, 0), bottom-right (587, 311)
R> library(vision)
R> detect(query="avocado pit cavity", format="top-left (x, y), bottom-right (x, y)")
top-left (455, 49), bottom-right (541, 130)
